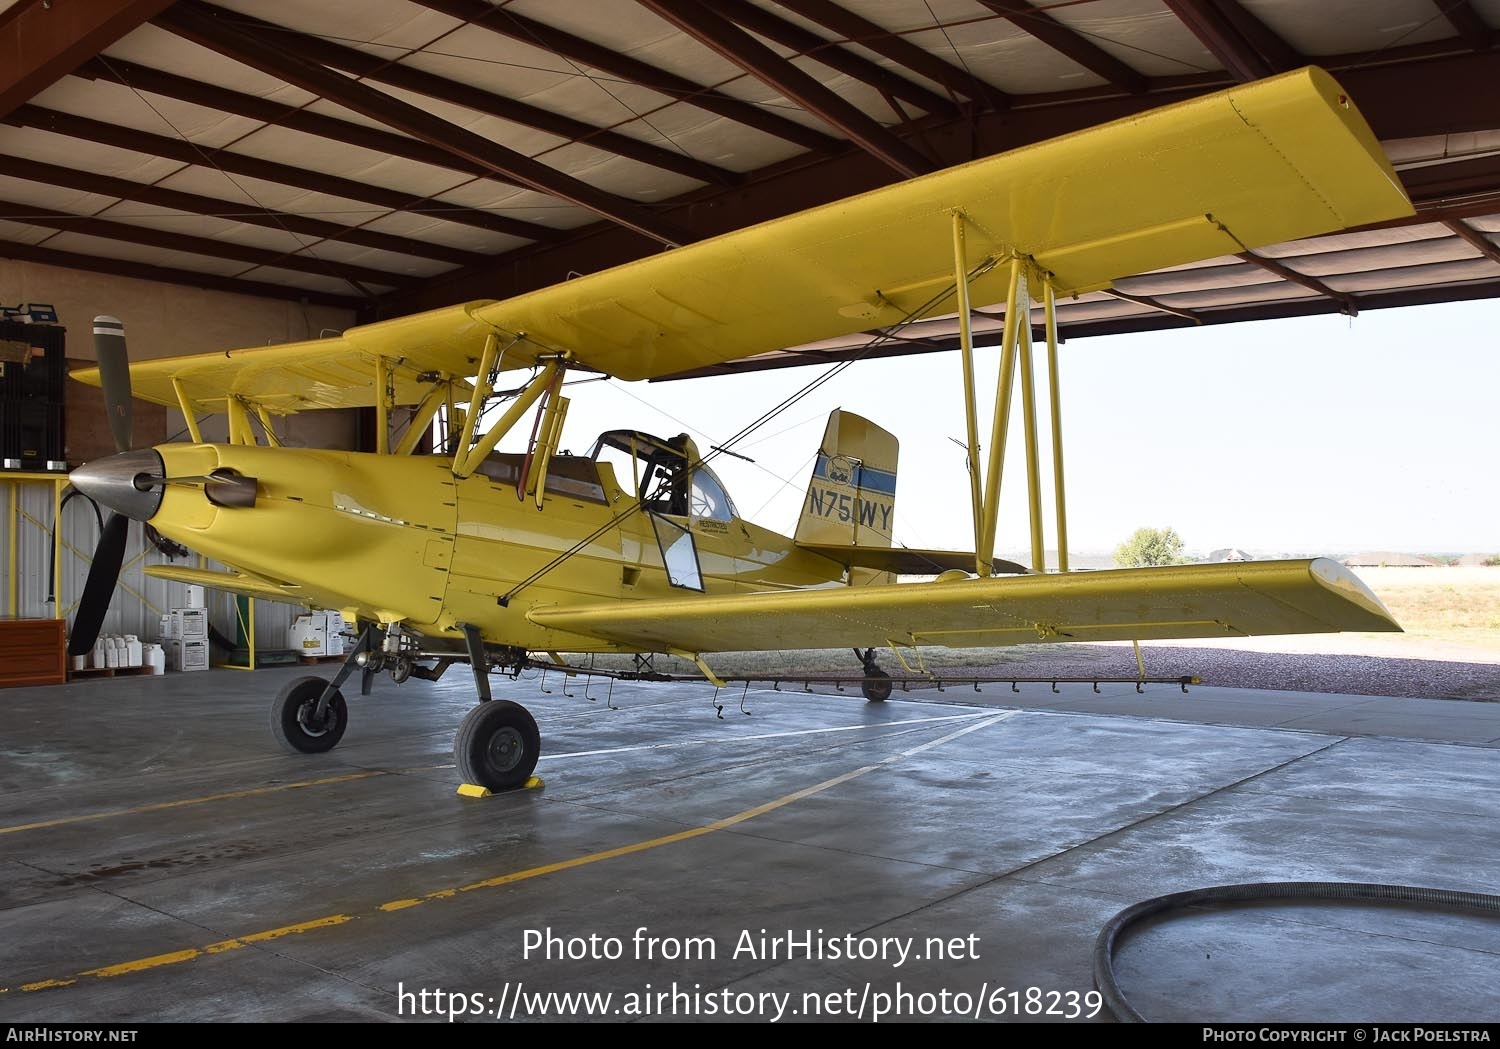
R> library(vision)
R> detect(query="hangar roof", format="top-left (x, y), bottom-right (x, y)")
top-left (2, 0), bottom-right (1498, 369)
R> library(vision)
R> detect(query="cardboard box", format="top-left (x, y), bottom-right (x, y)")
top-left (171, 607), bottom-right (208, 640)
top-left (289, 614), bottom-right (326, 657)
top-left (165, 638), bottom-right (209, 672)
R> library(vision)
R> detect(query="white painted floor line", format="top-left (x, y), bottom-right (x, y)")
top-left (540, 711), bottom-right (998, 762)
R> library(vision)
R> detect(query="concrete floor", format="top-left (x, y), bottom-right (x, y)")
top-left (2, 665), bottom-right (1498, 1023)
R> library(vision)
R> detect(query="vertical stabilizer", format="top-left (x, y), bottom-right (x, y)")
top-left (795, 410), bottom-right (898, 584)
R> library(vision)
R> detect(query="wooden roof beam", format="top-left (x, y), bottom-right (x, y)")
top-left (772, 0), bottom-right (1009, 111)
top-left (1443, 217), bottom-right (1500, 264)
top-left (1429, 0), bottom-right (1494, 52)
top-left (712, 0), bottom-right (959, 117)
top-left (0, 197), bottom-right (409, 292)
top-left (639, 0), bottom-right (934, 178)
top-left (0, 0), bottom-right (176, 119)
top-left (972, 0), bottom-right (1148, 94)
top-left (412, 0), bottom-right (842, 154)
top-left (159, 7), bottom-right (738, 188)
top-left (158, 1), bottom-right (694, 247)
top-left (0, 152), bottom-right (488, 268)
top-left (0, 236), bottom-right (365, 308)
top-left (6, 104), bottom-right (557, 243)
top-left (1237, 250), bottom-right (1358, 314)
top-left (1162, 0), bottom-right (1300, 81)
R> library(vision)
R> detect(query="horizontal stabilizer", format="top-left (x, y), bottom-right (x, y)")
top-left (798, 543), bottom-right (1027, 577)
top-left (528, 559), bottom-right (1398, 653)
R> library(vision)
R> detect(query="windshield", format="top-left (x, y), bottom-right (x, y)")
top-left (591, 430), bottom-right (737, 521)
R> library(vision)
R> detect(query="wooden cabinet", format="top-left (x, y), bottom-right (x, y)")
top-left (0, 618), bottom-right (67, 688)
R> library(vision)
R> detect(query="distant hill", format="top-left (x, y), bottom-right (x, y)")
top-left (1341, 551), bottom-right (1442, 567)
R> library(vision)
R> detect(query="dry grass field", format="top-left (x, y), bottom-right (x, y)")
top-left (1354, 566), bottom-right (1500, 648)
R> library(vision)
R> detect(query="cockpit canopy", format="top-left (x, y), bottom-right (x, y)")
top-left (590, 430), bottom-right (737, 521)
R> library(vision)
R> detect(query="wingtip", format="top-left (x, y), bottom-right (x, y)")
top-left (1308, 557), bottom-right (1403, 632)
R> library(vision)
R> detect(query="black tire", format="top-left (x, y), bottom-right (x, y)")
top-left (861, 668), bottom-right (892, 702)
top-left (271, 675), bottom-right (348, 754)
top-left (455, 700), bottom-right (541, 792)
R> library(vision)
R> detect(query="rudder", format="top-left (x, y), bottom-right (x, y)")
top-left (796, 410), bottom-right (898, 583)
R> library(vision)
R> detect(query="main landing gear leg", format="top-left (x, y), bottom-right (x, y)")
top-left (269, 623), bottom-right (380, 754)
top-left (856, 647), bottom-right (892, 703)
top-left (459, 621), bottom-right (491, 702)
top-left (453, 622), bottom-right (539, 791)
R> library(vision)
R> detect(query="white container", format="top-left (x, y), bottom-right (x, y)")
top-left (143, 643), bottom-right (166, 676)
top-left (322, 611), bottom-right (347, 656)
top-left (91, 637), bottom-right (106, 669)
top-left (70, 654), bottom-right (88, 671)
top-left (289, 614), bottom-right (327, 657)
top-left (184, 584), bottom-right (206, 608)
top-left (105, 637), bottom-right (120, 668)
top-left (164, 638), bottom-right (209, 672)
top-left (124, 635), bottom-right (142, 668)
top-left (171, 607), bottom-right (208, 640)
top-left (159, 613), bottom-right (177, 639)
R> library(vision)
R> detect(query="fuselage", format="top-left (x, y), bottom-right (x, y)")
top-left (140, 442), bottom-right (847, 651)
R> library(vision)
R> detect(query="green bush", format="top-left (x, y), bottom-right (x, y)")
top-left (1114, 526), bottom-right (1186, 568)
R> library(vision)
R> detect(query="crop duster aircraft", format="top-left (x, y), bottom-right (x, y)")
top-left (68, 68), bottom-right (1408, 793)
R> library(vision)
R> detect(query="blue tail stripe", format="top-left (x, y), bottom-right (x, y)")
top-left (813, 454), bottom-right (897, 495)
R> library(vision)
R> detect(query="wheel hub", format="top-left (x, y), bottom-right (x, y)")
top-left (297, 699), bottom-right (331, 735)
top-left (487, 726), bottom-right (526, 772)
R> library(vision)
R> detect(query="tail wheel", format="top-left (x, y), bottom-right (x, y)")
top-left (271, 675), bottom-right (348, 753)
top-left (455, 700), bottom-right (540, 792)
top-left (861, 668), bottom-right (893, 703)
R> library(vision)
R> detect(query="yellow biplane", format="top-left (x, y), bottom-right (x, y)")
top-left (70, 67), bottom-right (1408, 792)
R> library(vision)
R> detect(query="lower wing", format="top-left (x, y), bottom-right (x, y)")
top-left (528, 559), bottom-right (1397, 653)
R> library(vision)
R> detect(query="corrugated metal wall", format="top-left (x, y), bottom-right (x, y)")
top-left (1, 476), bottom-right (299, 651)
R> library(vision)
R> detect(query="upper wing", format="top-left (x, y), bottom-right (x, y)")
top-left (481, 67), bottom-right (1408, 382)
top-left (73, 302), bottom-right (492, 412)
top-left (77, 66), bottom-right (1410, 406)
top-left (527, 559), bottom-right (1398, 653)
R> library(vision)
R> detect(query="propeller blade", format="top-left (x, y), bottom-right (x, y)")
top-left (67, 512), bottom-right (130, 657)
top-left (93, 315), bottom-right (133, 454)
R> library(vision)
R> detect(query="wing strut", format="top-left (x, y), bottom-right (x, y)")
top-left (1043, 280), bottom-right (1071, 572)
top-left (978, 258), bottom-right (1023, 575)
top-left (451, 350), bottom-right (566, 480)
top-left (951, 223), bottom-right (1072, 577)
top-left (171, 377), bottom-right (204, 443)
top-left (951, 211), bottom-right (986, 569)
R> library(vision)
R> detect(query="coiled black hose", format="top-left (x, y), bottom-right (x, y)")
top-left (1094, 881), bottom-right (1500, 1022)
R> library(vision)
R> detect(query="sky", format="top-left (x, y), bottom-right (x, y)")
top-left (490, 297), bottom-right (1500, 560)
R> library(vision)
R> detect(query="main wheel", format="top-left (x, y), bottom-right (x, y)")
top-left (271, 675), bottom-right (348, 754)
top-left (455, 700), bottom-right (541, 792)
top-left (861, 668), bottom-right (892, 703)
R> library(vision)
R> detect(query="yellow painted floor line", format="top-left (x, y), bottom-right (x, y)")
top-left (1, 713), bottom-right (1011, 996)
top-left (0, 771), bottom-right (387, 838)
